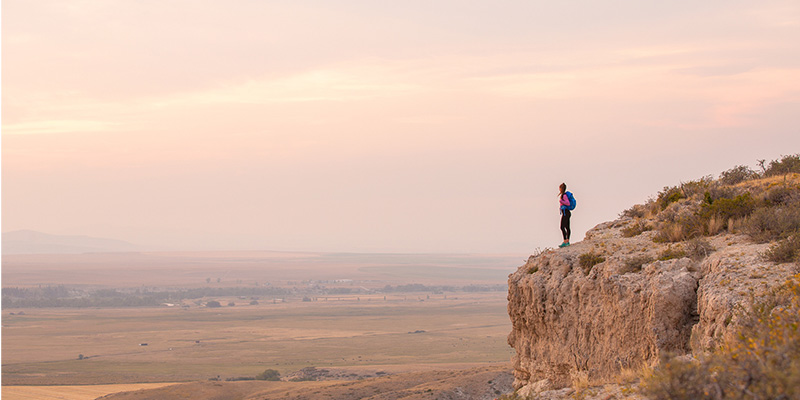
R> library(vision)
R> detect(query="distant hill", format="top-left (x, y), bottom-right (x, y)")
top-left (2, 230), bottom-right (140, 254)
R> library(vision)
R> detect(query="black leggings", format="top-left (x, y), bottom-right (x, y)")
top-left (560, 209), bottom-right (571, 241)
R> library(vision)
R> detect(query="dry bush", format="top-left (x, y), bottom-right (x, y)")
top-left (764, 234), bottom-right (800, 264)
top-left (719, 165), bottom-right (759, 185)
top-left (640, 274), bottom-right (800, 399)
top-left (620, 204), bottom-right (648, 219)
top-left (621, 254), bottom-right (655, 274)
top-left (764, 154), bottom-right (800, 177)
top-left (570, 369), bottom-right (590, 396)
top-left (654, 214), bottom-right (705, 243)
top-left (578, 252), bottom-right (605, 274)
top-left (654, 201), bottom-right (705, 243)
top-left (680, 176), bottom-right (714, 199)
top-left (616, 363), bottom-right (649, 386)
top-left (658, 245), bottom-right (686, 261)
top-left (653, 223), bottom-right (686, 243)
top-left (640, 354), bottom-right (718, 400)
top-left (726, 217), bottom-right (747, 234)
top-left (684, 238), bottom-right (714, 260)
top-left (764, 184), bottom-right (800, 206)
top-left (706, 216), bottom-right (725, 236)
top-left (621, 219), bottom-right (652, 238)
top-left (745, 203), bottom-right (800, 243)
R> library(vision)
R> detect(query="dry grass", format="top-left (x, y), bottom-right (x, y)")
top-left (621, 220), bottom-right (651, 238)
top-left (570, 369), bottom-right (590, 394)
top-left (621, 254), bottom-right (654, 274)
top-left (2, 292), bottom-right (514, 385)
top-left (578, 252), bottom-right (605, 274)
top-left (98, 365), bottom-right (513, 400)
top-left (1, 382), bottom-right (177, 400)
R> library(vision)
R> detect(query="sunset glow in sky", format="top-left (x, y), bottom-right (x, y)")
top-left (3, 1), bottom-right (800, 253)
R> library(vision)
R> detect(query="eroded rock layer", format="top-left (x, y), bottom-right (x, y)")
top-left (507, 219), bottom-right (797, 392)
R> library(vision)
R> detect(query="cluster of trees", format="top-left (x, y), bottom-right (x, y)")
top-left (381, 283), bottom-right (507, 293)
top-left (217, 369), bottom-right (281, 382)
top-left (3, 282), bottom-right (507, 309)
top-left (1, 285), bottom-right (294, 308)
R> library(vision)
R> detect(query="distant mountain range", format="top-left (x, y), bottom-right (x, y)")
top-left (2, 230), bottom-right (141, 255)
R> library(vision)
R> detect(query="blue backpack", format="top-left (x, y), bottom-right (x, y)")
top-left (566, 191), bottom-right (576, 210)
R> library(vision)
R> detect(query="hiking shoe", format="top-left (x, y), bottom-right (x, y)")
top-left (558, 243), bottom-right (567, 248)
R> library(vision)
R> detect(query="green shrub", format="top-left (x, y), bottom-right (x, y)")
top-left (578, 252), bottom-right (605, 274)
top-left (700, 192), bottom-right (757, 225)
top-left (641, 274), bottom-right (800, 399)
top-left (764, 235), bottom-right (800, 263)
top-left (719, 165), bottom-right (758, 185)
top-left (656, 186), bottom-right (685, 211)
top-left (701, 186), bottom-right (739, 205)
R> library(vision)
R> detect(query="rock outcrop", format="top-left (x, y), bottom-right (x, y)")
top-left (507, 218), bottom-right (798, 393)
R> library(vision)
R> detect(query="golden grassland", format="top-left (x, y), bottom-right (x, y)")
top-left (3, 292), bottom-right (513, 400)
top-left (2, 252), bottom-right (519, 399)
top-left (1, 382), bottom-right (178, 400)
top-left (99, 365), bottom-right (513, 400)
top-left (3, 292), bottom-right (513, 386)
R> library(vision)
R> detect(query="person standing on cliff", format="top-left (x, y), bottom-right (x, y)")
top-left (559, 183), bottom-right (571, 247)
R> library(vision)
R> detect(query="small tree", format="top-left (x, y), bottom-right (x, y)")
top-left (765, 154), bottom-right (800, 179)
top-left (206, 300), bottom-right (221, 308)
top-left (719, 165), bottom-right (758, 185)
top-left (256, 369), bottom-right (281, 381)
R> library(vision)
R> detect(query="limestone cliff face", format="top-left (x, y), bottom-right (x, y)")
top-left (507, 218), bottom-right (798, 393)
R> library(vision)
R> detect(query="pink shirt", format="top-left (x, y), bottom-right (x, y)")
top-left (559, 193), bottom-right (570, 207)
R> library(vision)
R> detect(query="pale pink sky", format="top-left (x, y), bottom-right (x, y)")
top-left (3, 1), bottom-right (800, 253)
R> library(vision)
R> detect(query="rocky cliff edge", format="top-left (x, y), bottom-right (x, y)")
top-left (507, 176), bottom-right (799, 394)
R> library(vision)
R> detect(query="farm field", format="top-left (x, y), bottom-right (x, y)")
top-left (2, 251), bottom-right (521, 398)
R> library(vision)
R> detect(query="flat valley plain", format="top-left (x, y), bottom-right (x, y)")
top-left (2, 251), bottom-right (520, 398)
